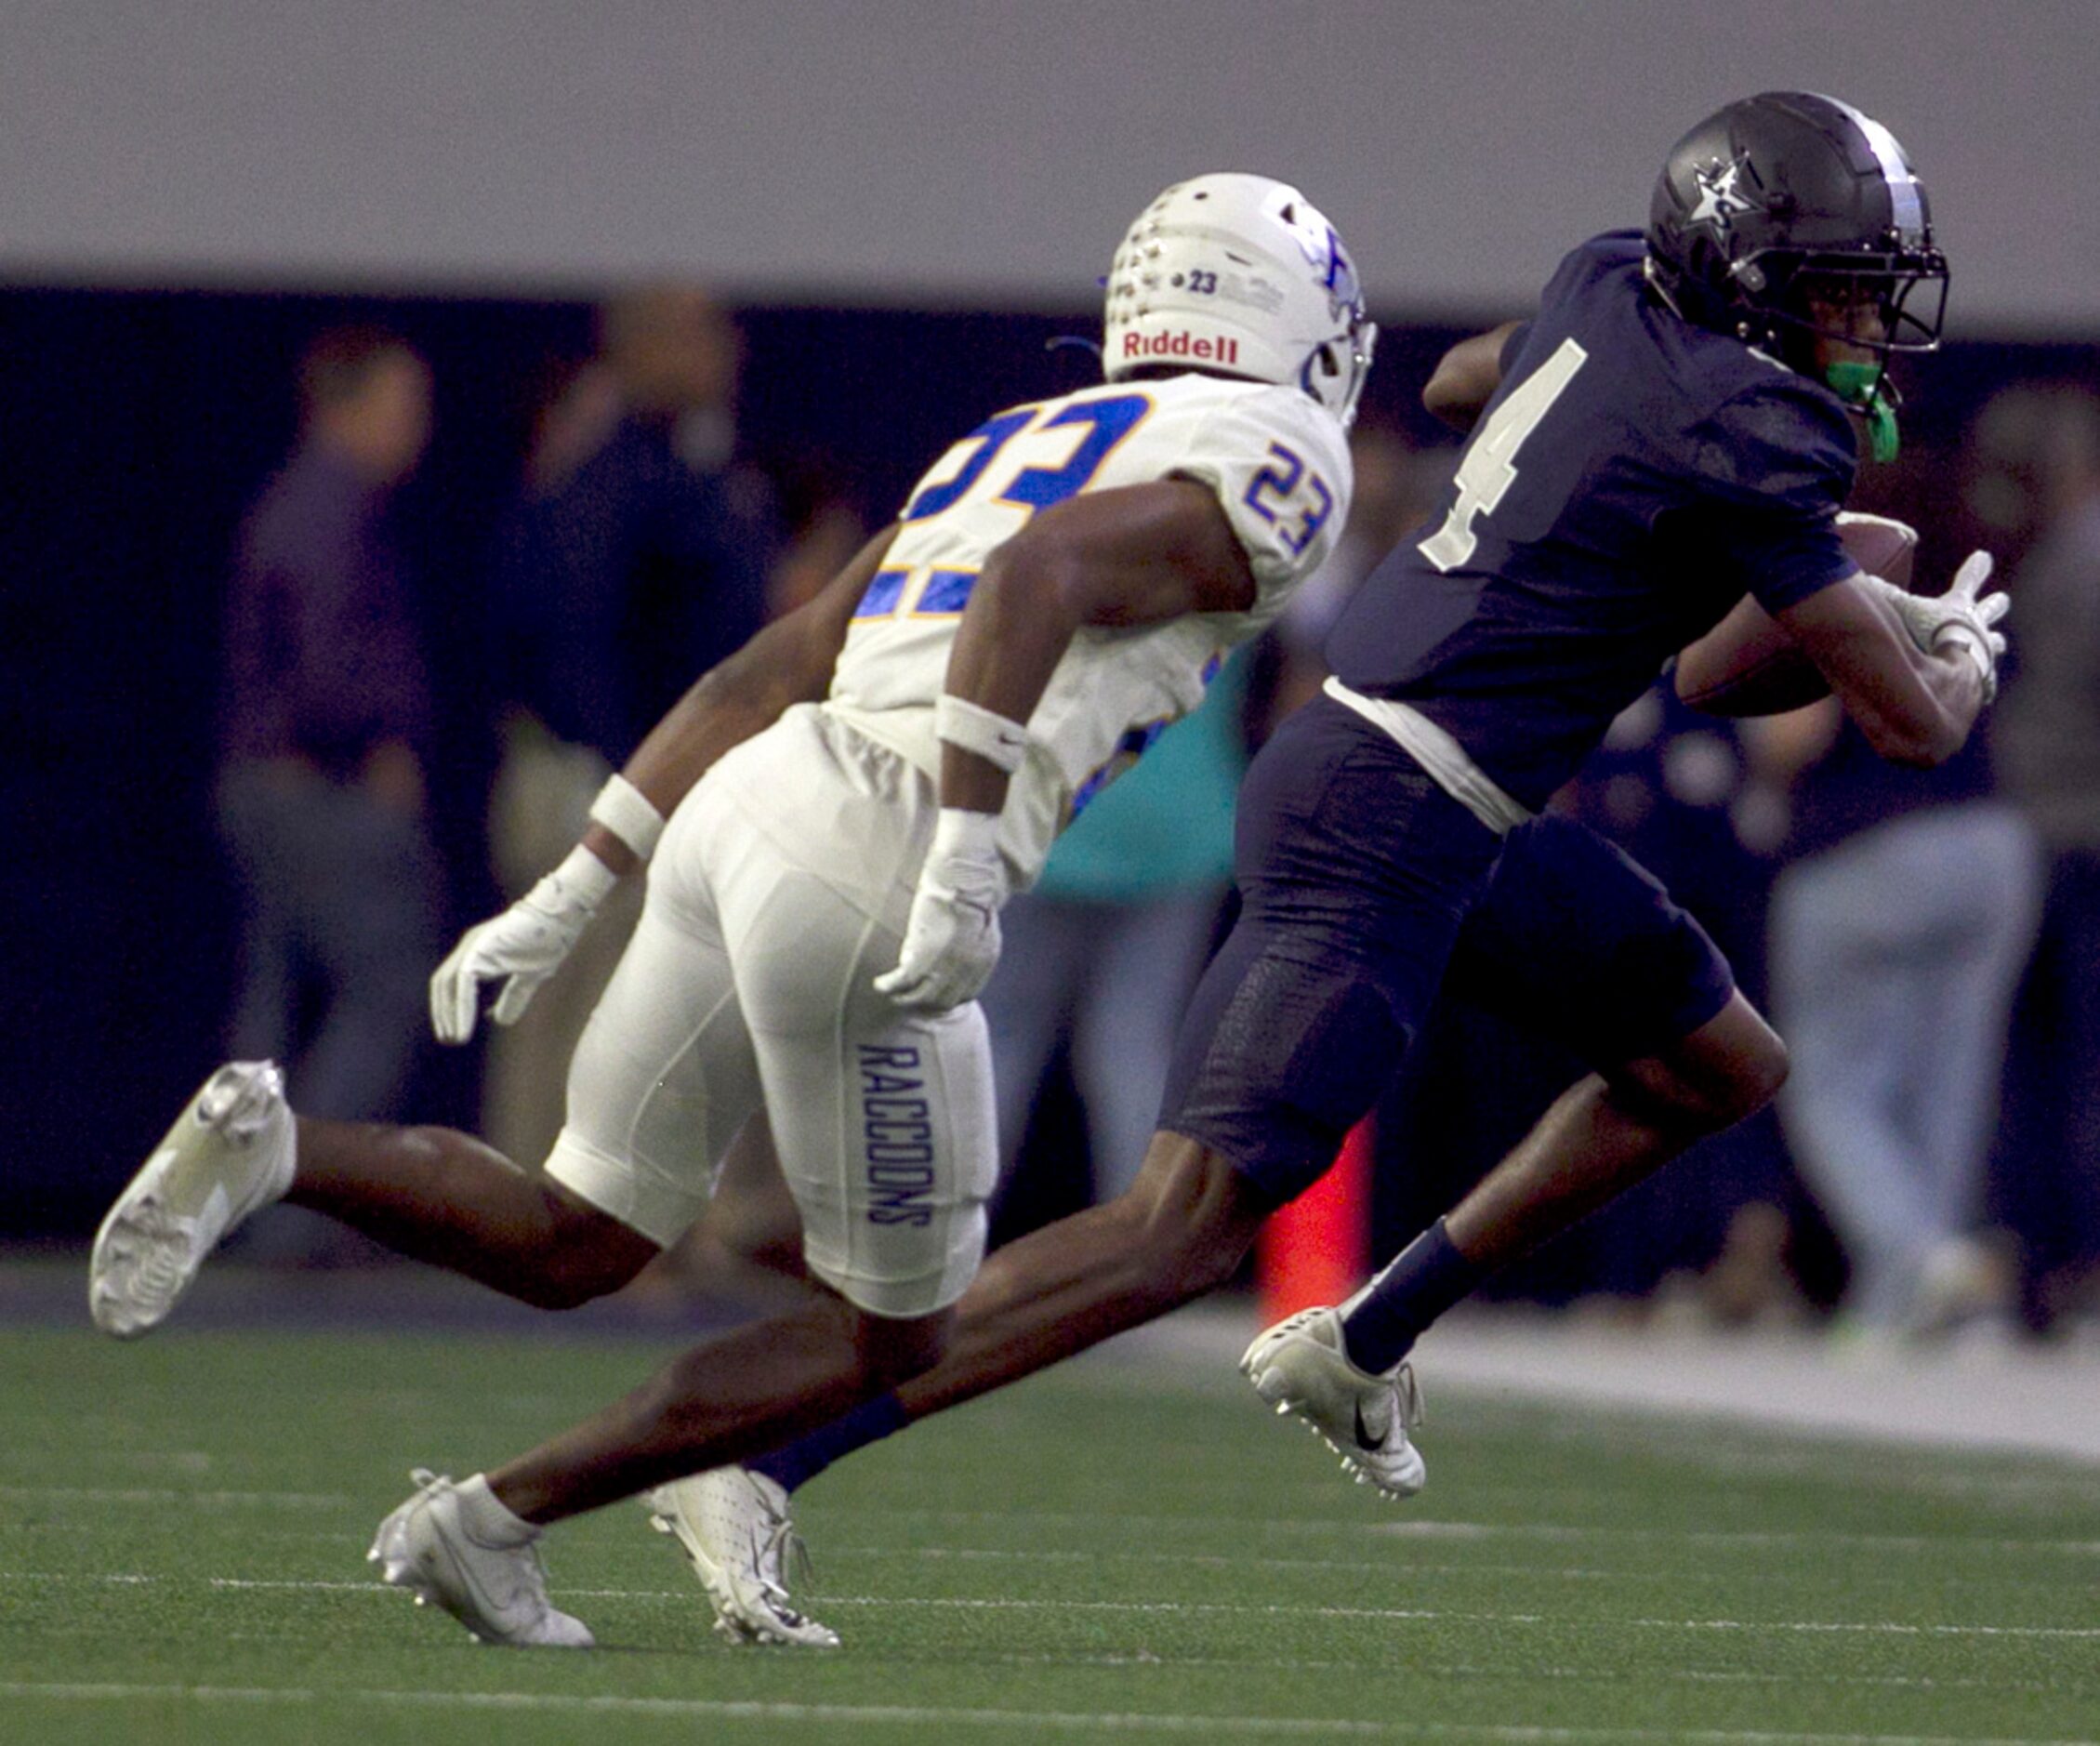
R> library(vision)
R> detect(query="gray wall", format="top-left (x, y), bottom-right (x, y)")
top-left (6, 0), bottom-right (2096, 331)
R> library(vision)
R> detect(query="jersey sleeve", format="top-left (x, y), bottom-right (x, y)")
top-left (1692, 374), bottom-right (1861, 614)
top-left (1167, 389), bottom-right (1355, 609)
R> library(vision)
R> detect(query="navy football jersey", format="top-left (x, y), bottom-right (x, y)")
top-left (1328, 230), bottom-right (1860, 810)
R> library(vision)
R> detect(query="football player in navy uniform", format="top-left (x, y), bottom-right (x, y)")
top-left (1237, 89), bottom-right (2005, 1470)
top-left (623, 94), bottom-right (2011, 1646)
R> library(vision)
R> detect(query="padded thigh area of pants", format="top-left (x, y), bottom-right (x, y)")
top-left (727, 867), bottom-right (997, 1318)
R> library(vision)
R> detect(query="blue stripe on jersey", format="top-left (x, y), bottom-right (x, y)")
top-left (854, 569), bottom-right (910, 617)
top-left (915, 569), bottom-right (978, 615)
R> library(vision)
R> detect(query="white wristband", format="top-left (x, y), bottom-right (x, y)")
top-left (934, 694), bottom-right (1030, 774)
top-left (588, 774), bottom-right (667, 862)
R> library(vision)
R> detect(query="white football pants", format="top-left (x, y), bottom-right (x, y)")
top-left (545, 706), bottom-right (997, 1317)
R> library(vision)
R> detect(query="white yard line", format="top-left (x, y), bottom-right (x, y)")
top-left (840, 1530), bottom-right (2100, 1565)
top-left (5, 1570), bottom-right (2093, 1639)
top-left (0, 1683), bottom-right (2091, 1745)
top-left (1363, 1521), bottom-right (2100, 1555)
top-left (0, 1484), bottom-right (348, 1507)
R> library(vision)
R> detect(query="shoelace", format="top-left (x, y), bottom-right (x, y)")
top-left (756, 1516), bottom-right (815, 1597)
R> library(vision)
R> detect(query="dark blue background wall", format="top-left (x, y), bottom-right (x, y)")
top-left (2, 283), bottom-right (2089, 1260)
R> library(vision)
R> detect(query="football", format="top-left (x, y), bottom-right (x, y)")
top-left (1674, 512), bottom-right (1919, 716)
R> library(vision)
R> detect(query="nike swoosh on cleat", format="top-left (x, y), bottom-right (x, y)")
top-left (1353, 1399), bottom-right (1385, 1451)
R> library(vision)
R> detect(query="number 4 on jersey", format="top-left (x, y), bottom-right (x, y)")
top-left (1418, 338), bottom-right (1588, 573)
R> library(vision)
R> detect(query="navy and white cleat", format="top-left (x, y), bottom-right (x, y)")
top-left (1241, 1305), bottom-right (1426, 1499)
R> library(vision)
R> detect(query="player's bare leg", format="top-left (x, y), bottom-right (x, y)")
top-left (90, 1061), bottom-right (660, 1337)
top-left (641, 1116), bottom-right (819, 1316)
top-left (483, 1292), bottom-right (955, 1525)
top-left (668, 1002), bottom-right (1780, 1515)
top-left (647, 1133), bottom-right (1269, 1653)
top-left (1444, 992), bottom-right (1787, 1268)
top-left (890, 1131), bottom-right (1273, 1417)
top-left (484, 1134), bottom-right (1263, 1529)
top-left (287, 1117), bottom-right (659, 1307)
top-left (1246, 991), bottom-right (1788, 1489)
top-left (639, 1130), bottom-right (1268, 1645)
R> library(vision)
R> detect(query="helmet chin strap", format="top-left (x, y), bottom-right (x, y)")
top-left (1824, 360), bottom-right (1901, 463)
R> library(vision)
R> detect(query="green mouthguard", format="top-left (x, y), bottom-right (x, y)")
top-left (1825, 361), bottom-right (1900, 464)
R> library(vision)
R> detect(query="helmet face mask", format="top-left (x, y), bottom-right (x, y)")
top-left (1103, 173), bottom-right (1377, 427)
top-left (1644, 91), bottom-right (1949, 414)
top-left (1742, 246), bottom-right (1949, 365)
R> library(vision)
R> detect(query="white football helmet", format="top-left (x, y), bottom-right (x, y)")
top-left (1103, 173), bottom-right (1376, 427)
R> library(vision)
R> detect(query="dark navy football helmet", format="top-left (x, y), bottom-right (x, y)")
top-left (1645, 91), bottom-right (1949, 371)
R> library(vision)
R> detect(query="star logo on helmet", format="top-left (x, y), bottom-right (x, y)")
top-left (1686, 155), bottom-right (1760, 238)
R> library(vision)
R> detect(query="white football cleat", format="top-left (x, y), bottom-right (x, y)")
top-left (1241, 1305), bottom-right (1426, 1498)
top-left (369, 1470), bottom-right (594, 1648)
top-left (646, 1467), bottom-right (839, 1647)
top-left (89, 1061), bottom-right (297, 1338)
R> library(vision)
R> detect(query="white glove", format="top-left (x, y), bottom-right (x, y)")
top-left (429, 845), bottom-right (618, 1043)
top-left (874, 808), bottom-right (1008, 1012)
top-left (1858, 549), bottom-right (2009, 700)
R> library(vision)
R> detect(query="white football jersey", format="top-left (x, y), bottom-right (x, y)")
top-left (825, 373), bottom-right (1354, 889)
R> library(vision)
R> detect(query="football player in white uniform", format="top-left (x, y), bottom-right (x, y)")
top-left (86, 173), bottom-right (1373, 1647)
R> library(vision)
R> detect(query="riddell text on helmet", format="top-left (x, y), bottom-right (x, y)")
top-left (1121, 331), bottom-right (1241, 364)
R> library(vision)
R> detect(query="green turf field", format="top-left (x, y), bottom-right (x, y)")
top-left (5, 1318), bottom-right (2097, 1745)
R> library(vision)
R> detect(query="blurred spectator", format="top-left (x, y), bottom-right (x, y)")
top-left (500, 284), bottom-right (782, 764)
top-left (1755, 557), bottom-right (2041, 1343)
top-left (1984, 385), bottom-right (2100, 1326)
top-left (216, 327), bottom-right (444, 1125)
top-left (482, 284), bottom-right (786, 1170)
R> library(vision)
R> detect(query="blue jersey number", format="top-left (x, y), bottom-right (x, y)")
top-left (1244, 443), bottom-right (1336, 557)
top-left (998, 397), bottom-right (1151, 509)
top-left (875, 394), bottom-right (1156, 619)
top-left (903, 408), bottom-right (1037, 522)
top-left (904, 394), bottom-right (1152, 523)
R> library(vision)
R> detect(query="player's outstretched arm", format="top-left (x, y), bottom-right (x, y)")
top-left (432, 528), bottom-right (895, 1043)
top-left (1776, 562), bottom-right (1999, 767)
top-left (877, 481), bottom-right (1256, 1011)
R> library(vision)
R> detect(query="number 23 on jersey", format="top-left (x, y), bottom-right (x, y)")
top-left (904, 392), bottom-right (1337, 553)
